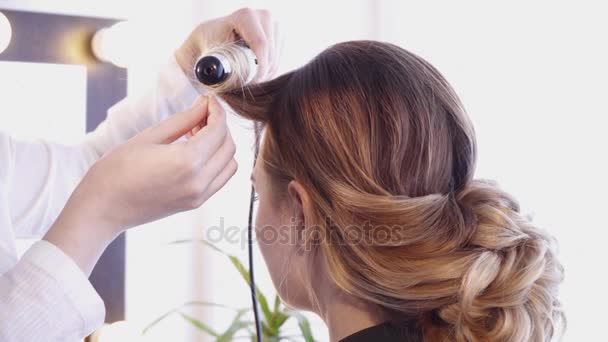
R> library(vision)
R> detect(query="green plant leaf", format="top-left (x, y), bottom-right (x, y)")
top-left (169, 238), bottom-right (226, 254)
top-left (228, 255), bottom-right (273, 323)
top-left (274, 312), bottom-right (289, 329)
top-left (170, 238), bottom-right (273, 323)
top-left (269, 295), bottom-right (287, 332)
top-left (217, 309), bottom-right (251, 342)
top-left (142, 301), bottom-right (242, 334)
top-left (257, 292), bottom-right (273, 328)
top-left (182, 300), bottom-right (243, 311)
top-left (171, 238), bottom-right (273, 323)
top-left (289, 311), bottom-right (315, 342)
top-left (261, 321), bottom-right (275, 337)
top-left (166, 238), bottom-right (311, 341)
top-left (179, 312), bottom-right (219, 337)
top-left (274, 294), bottom-right (281, 312)
top-left (229, 255), bottom-right (252, 286)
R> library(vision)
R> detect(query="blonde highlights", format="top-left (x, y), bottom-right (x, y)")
top-left (220, 41), bottom-right (564, 341)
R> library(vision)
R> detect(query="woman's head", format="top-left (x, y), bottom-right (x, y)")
top-left (220, 41), bottom-right (564, 341)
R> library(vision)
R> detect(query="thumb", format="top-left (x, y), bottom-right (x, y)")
top-left (139, 95), bottom-right (209, 144)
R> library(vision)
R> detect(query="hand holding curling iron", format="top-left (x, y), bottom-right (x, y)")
top-left (175, 7), bottom-right (282, 86)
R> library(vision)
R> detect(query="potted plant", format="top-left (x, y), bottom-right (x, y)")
top-left (143, 239), bottom-right (315, 341)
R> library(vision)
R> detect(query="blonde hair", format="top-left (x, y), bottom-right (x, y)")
top-left (220, 41), bottom-right (565, 341)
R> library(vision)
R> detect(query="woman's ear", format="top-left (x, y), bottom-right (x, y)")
top-left (287, 180), bottom-right (313, 229)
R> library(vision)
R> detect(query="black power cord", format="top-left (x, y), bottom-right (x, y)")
top-left (248, 183), bottom-right (262, 342)
top-left (248, 122), bottom-right (262, 342)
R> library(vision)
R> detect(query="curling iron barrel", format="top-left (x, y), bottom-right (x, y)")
top-left (194, 42), bottom-right (259, 90)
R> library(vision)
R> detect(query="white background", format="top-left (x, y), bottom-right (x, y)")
top-left (1, 1), bottom-right (606, 341)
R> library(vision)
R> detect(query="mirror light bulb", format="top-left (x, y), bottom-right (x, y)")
top-left (0, 11), bottom-right (12, 54)
top-left (92, 21), bottom-right (135, 68)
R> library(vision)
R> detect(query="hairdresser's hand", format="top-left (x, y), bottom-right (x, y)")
top-left (44, 95), bottom-right (237, 274)
top-left (176, 7), bottom-right (281, 84)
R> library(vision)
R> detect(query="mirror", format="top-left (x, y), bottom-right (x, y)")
top-left (0, 9), bottom-right (127, 323)
top-left (0, 60), bottom-right (87, 256)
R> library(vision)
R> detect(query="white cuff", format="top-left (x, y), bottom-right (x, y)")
top-left (21, 240), bottom-right (105, 336)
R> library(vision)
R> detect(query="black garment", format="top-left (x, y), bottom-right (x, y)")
top-left (339, 321), bottom-right (422, 342)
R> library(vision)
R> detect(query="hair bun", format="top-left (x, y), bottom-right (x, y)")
top-left (426, 180), bottom-right (566, 341)
top-left (453, 180), bottom-right (528, 250)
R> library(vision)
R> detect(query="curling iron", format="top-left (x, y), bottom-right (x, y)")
top-left (194, 41), bottom-right (259, 88)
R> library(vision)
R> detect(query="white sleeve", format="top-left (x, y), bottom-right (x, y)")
top-left (0, 241), bottom-right (105, 342)
top-left (6, 56), bottom-right (199, 239)
top-left (83, 56), bottom-right (200, 159)
top-left (0, 56), bottom-right (199, 341)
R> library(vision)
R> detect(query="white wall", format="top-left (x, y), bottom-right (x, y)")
top-left (378, 1), bottom-right (608, 340)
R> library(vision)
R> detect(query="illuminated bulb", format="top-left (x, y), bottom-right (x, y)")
top-left (0, 11), bottom-right (12, 54)
top-left (92, 21), bottom-right (136, 68)
top-left (92, 19), bottom-right (181, 69)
